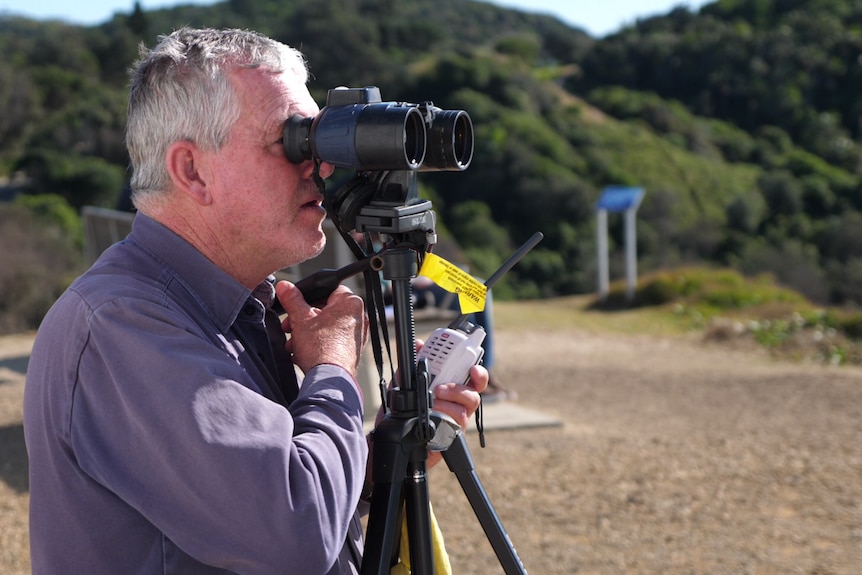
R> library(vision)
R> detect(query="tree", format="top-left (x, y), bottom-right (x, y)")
top-left (0, 60), bottom-right (40, 170)
top-left (128, 1), bottom-right (149, 36)
top-left (16, 149), bottom-right (125, 210)
top-left (758, 170), bottom-right (802, 218)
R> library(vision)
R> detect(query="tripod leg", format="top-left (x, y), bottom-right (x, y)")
top-left (363, 475), bottom-right (405, 575)
top-left (362, 416), bottom-right (438, 575)
top-left (403, 459), bottom-right (435, 575)
top-left (362, 415), bottom-right (411, 575)
top-left (442, 434), bottom-right (529, 575)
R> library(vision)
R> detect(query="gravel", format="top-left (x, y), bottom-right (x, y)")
top-left (2, 326), bottom-right (862, 574)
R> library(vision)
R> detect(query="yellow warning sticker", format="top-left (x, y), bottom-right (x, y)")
top-left (418, 253), bottom-right (487, 314)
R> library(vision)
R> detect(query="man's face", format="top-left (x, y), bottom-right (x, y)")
top-left (204, 66), bottom-right (334, 277)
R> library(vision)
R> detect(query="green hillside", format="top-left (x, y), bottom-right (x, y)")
top-left (2, 0), bottom-right (862, 333)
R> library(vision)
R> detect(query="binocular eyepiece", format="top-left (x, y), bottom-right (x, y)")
top-left (284, 86), bottom-right (473, 172)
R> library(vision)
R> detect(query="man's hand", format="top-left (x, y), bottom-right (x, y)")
top-left (431, 364), bottom-right (488, 429)
top-left (426, 363), bottom-right (488, 467)
top-left (371, 340), bottom-right (489, 468)
top-left (276, 280), bottom-right (368, 380)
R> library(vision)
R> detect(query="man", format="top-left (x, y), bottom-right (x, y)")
top-left (24, 27), bottom-right (486, 575)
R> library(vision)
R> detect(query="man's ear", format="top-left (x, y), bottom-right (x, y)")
top-left (165, 140), bottom-right (213, 205)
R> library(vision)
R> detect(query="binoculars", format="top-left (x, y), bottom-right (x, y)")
top-left (283, 86), bottom-right (473, 172)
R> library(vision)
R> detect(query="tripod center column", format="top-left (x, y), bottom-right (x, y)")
top-left (381, 247), bottom-right (419, 392)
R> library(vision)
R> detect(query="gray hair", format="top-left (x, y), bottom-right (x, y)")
top-left (126, 28), bottom-right (308, 201)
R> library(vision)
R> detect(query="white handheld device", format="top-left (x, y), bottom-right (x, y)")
top-left (417, 324), bottom-right (486, 388)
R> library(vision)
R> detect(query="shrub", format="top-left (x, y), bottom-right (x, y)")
top-left (0, 200), bottom-right (83, 333)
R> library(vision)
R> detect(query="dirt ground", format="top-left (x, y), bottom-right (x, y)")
top-left (2, 323), bottom-right (862, 574)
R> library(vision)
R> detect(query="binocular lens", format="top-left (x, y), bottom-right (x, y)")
top-left (421, 110), bottom-right (473, 172)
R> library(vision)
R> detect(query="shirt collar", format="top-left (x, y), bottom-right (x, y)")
top-left (127, 213), bottom-right (254, 332)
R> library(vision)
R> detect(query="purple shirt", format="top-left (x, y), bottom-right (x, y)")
top-left (24, 214), bottom-right (367, 574)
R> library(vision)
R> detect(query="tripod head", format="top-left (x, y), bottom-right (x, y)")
top-left (326, 168), bottom-right (439, 432)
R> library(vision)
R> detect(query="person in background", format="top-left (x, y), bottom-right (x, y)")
top-left (23, 27), bottom-right (486, 575)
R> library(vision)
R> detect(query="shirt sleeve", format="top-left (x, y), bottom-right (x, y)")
top-left (69, 295), bottom-right (367, 574)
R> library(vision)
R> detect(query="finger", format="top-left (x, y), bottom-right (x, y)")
top-left (275, 280), bottom-right (312, 317)
top-left (360, 313), bottom-right (370, 348)
top-left (435, 383), bottom-right (481, 413)
top-left (465, 365), bottom-right (489, 394)
top-left (431, 395), bottom-right (474, 429)
top-left (324, 284), bottom-right (356, 305)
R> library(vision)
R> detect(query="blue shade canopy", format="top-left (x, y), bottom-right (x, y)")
top-left (597, 186), bottom-right (645, 212)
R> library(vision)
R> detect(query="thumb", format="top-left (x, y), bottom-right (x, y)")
top-left (275, 280), bottom-right (311, 316)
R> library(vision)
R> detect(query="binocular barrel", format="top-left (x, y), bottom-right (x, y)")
top-left (284, 95), bottom-right (473, 172)
top-left (420, 108), bottom-right (473, 172)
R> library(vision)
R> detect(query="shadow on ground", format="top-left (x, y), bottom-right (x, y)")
top-left (0, 355), bottom-right (29, 381)
top-left (0, 352), bottom-right (29, 493)
top-left (0, 424), bottom-right (28, 493)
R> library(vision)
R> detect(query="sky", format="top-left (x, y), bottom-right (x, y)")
top-left (0, 0), bottom-right (712, 38)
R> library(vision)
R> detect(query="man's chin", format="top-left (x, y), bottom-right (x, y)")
top-left (310, 234), bottom-right (327, 259)
top-left (296, 229), bottom-right (327, 265)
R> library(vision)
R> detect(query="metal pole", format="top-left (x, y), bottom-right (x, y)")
top-left (625, 207), bottom-right (637, 303)
top-left (597, 209), bottom-right (609, 301)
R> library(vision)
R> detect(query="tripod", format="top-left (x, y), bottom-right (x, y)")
top-left (353, 210), bottom-right (527, 575)
top-left (298, 167), bottom-right (528, 574)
